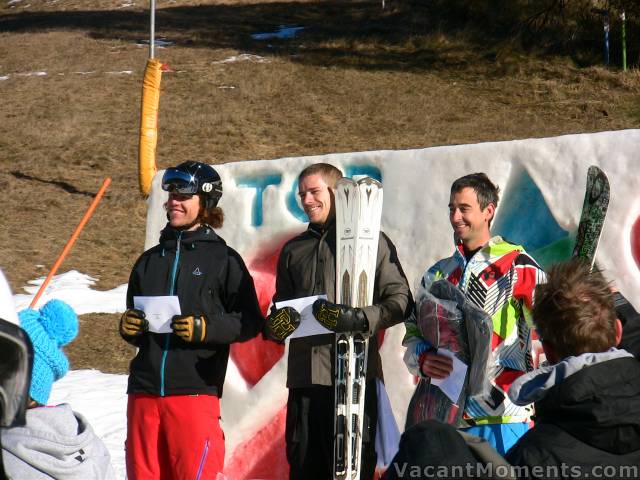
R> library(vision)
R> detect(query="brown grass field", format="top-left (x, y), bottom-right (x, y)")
top-left (1, 0), bottom-right (639, 372)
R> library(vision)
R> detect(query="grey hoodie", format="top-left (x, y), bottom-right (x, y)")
top-left (1, 403), bottom-right (115, 480)
top-left (508, 348), bottom-right (634, 406)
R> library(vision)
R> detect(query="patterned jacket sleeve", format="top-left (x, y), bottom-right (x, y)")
top-left (402, 265), bottom-right (442, 377)
top-left (512, 252), bottom-right (547, 326)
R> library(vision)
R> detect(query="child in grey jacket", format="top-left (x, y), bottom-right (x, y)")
top-left (1, 299), bottom-right (115, 480)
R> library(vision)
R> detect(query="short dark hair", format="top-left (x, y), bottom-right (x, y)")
top-left (298, 163), bottom-right (343, 189)
top-left (533, 259), bottom-right (617, 359)
top-left (450, 173), bottom-right (500, 211)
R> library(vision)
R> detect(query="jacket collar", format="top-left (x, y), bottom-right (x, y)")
top-left (509, 348), bottom-right (640, 454)
top-left (509, 348), bottom-right (634, 406)
top-left (159, 224), bottom-right (222, 249)
top-left (308, 217), bottom-right (336, 237)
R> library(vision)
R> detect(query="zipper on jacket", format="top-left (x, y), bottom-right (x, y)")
top-left (161, 231), bottom-right (182, 397)
top-left (195, 438), bottom-right (210, 480)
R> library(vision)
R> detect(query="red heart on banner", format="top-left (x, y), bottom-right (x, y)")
top-left (230, 233), bottom-right (300, 386)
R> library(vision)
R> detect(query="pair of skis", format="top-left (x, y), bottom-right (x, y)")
top-left (333, 177), bottom-right (383, 480)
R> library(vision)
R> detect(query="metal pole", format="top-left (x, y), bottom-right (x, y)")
top-left (621, 10), bottom-right (627, 71)
top-left (604, 13), bottom-right (610, 67)
top-left (592, 9), bottom-right (610, 67)
top-left (150, 0), bottom-right (156, 59)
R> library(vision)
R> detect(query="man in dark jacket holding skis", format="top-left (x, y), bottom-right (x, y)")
top-left (265, 163), bottom-right (412, 480)
top-left (506, 258), bottom-right (640, 478)
top-left (120, 161), bottom-right (264, 480)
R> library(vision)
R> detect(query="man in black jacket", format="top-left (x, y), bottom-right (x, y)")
top-left (120, 161), bottom-right (264, 480)
top-left (506, 259), bottom-right (640, 479)
top-left (265, 163), bottom-right (412, 480)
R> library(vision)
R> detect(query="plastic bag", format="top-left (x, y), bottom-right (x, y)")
top-left (406, 280), bottom-right (492, 428)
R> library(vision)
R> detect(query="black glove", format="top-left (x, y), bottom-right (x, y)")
top-left (265, 306), bottom-right (301, 342)
top-left (120, 309), bottom-right (149, 338)
top-left (171, 314), bottom-right (207, 343)
top-left (312, 299), bottom-right (369, 333)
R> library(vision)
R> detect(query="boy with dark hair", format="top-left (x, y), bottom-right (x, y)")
top-left (265, 163), bottom-right (412, 480)
top-left (506, 259), bottom-right (640, 476)
top-left (403, 172), bottom-right (546, 455)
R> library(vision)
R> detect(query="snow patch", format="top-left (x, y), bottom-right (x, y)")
top-left (136, 38), bottom-right (174, 48)
top-left (13, 270), bottom-right (126, 314)
top-left (211, 54), bottom-right (270, 65)
top-left (251, 26), bottom-right (305, 40)
top-left (16, 71), bottom-right (47, 77)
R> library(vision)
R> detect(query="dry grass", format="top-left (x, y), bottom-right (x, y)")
top-left (1, 0), bottom-right (639, 372)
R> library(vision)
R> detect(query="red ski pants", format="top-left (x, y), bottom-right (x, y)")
top-left (126, 393), bottom-right (225, 480)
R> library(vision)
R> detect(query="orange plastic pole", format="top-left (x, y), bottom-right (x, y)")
top-left (29, 178), bottom-right (112, 309)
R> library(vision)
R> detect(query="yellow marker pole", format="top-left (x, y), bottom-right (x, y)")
top-left (138, 0), bottom-right (160, 195)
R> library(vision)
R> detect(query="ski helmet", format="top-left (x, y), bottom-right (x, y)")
top-left (162, 161), bottom-right (223, 210)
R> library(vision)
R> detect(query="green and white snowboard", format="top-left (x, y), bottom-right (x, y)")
top-left (572, 165), bottom-right (610, 268)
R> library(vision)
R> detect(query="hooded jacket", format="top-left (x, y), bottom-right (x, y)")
top-left (1, 404), bottom-right (115, 480)
top-left (404, 236), bottom-right (546, 425)
top-left (506, 349), bottom-right (640, 478)
top-left (274, 220), bottom-right (412, 388)
top-left (124, 224), bottom-right (263, 397)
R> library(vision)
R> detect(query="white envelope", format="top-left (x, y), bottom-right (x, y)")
top-left (431, 348), bottom-right (468, 404)
top-left (133, 296), bottom-right (182, 333)
top-left (275, 294), bottom-right (330, 339)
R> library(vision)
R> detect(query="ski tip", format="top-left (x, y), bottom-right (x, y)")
top-left (356, 177), bottom-right (382, 188)
top-left (337, 177), bottom-right (358, 188)
top-left (587, 165), bottom-right (609, 182)
top-left (336, 176), bottom-right (383, 189)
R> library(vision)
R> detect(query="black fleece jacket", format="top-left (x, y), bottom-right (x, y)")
top-left (123, 225), bottom-right (264, 397)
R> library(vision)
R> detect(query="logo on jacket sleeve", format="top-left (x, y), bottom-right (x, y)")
top-left (192, 267), bottom-right (203, 276)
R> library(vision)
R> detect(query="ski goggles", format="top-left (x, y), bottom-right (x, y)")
top-left (161, 168), bottom-right (199, 195)
top-left (0, 318), bottom-right (33, 428)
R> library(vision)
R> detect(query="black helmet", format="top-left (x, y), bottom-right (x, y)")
top-left (162, 161), bottom-right (223, 209)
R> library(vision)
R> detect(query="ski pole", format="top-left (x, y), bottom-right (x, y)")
top-left (604, 12), bottom-right (610, 67)
top-left (621, 10), bottom-right (627, 71)
top-left (29, 177), bottom-right (112, 309)
top-left (592, 8), bottom-right (610, 66)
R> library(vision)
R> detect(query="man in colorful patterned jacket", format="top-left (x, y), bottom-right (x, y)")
top-left (403, 172), bottom-right (546, 455)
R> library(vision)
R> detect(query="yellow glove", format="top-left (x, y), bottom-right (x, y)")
top-left (119, 309), bottom-right (148, 338)
top-left (171, 314), bottom-right (207, 343)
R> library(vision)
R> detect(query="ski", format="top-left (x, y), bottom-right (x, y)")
top-left (572, 166), bottom-right (610, 267)
top-left (334, 177), bottom-right (383, 480)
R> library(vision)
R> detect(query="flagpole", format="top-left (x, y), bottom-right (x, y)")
top-left (150, 0), bottom-right (156, 59)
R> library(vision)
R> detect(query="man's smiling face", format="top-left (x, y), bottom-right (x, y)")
top-left (298, 173), bottom-right (334, 225)
top-left (448, 186), bottom-right (494, 250)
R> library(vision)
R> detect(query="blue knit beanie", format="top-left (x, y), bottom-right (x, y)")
top-left (18, 299), bottom-right (78, 405)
